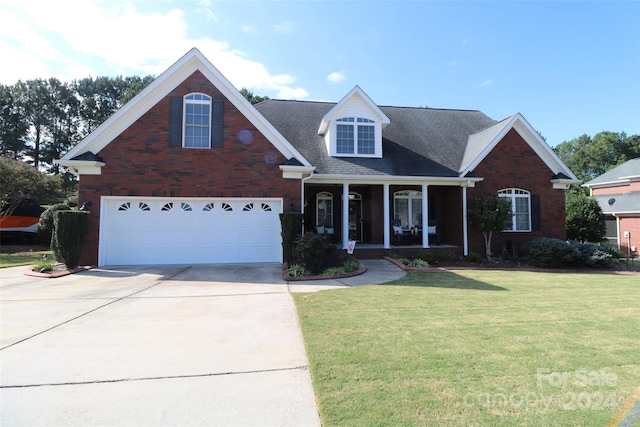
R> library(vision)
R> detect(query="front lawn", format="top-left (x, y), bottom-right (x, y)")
top-left (294, 270), bottom-right (640, 426)
top-left (0, 250), bottom-right (53, 268)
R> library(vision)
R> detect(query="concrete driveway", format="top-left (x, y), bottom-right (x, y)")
top-left (0, 263), bottom-right (323, 426)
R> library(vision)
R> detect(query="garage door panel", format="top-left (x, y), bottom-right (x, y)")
top-left (101, 197), bottom-right (282, 266)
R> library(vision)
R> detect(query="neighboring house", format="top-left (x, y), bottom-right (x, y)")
top-left (584, 158), bottom-right (640, 257)
top-left (57, 48), bottom-right (579, 266)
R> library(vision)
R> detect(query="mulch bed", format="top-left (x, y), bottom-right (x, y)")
top-left (24, 264), bottom-right (93, 278)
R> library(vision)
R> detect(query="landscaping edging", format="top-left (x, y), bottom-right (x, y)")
top-left (282, 262), bottom-right (367, 281)
top-left (24, 264), bottom-right (93, 278)
top-left (384, 256), bottom-right (640, 275)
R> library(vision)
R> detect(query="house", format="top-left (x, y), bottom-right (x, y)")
top-left (584, 158), bottom-right (640, 258)
top-left (57, 48), bottom-right (579, 266)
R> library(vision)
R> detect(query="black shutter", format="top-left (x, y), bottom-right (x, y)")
top-left (211, 100), bottom-right (223, 148)
top-left (169, 97), bottom-right (182, 147)
top-left (531, 194), bottom-right (540, 231)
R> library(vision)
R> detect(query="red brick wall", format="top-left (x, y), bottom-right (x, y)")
top-left (592, 181), bottom-right (640, 195)
top-left (467, 128), bottom-right (567, 256)
top-left (78, 71), bottom-right (301, 265)
top-left (618, 217), bottom-right (640, 256)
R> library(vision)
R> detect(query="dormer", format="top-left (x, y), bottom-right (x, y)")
top-left (318, 86), bottom-right (390, 158)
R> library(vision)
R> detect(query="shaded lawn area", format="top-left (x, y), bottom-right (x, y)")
top-left (0, 251), bottom-right (52, 268)
top-left (293, 270), bottom-right (640, 426)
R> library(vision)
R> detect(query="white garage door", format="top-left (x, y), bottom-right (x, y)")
top-left (99, 197), bottom-right (283, 266)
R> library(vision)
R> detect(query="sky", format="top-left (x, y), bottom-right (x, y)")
top-left (1, 0), bottom-right (639, 147)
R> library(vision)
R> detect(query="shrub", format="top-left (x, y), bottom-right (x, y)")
top-left (288, 264), bottom-right (310, 277)
top-left (408, 259), bottom-right (430, 268)
top-left (570, 241), bottom-right (613, 268)
top-left (51, 210), bottom-right (89, 269)
top-left (33, 255), bottom-right (53, 272)
top-left (294, 232), bottom-right (327, 274)
top-left (465, 252), bottom-right (483, 263)
top-left (389, 253), bottom-right (410, 265)
top-left (38, 203), bottom-right (72, 246)
top-left (415, 249), bottom-right (434, 263)
top-left (524, 238), bottom-right (580, 268)
top-left (341, 255), bottom-right (360, 273)
top-left (280, 213), bottom-right (304, 265)
top-left (322, 267), bottom-right (345, 276)
top-left (438, 250), bottom-right (457, 262)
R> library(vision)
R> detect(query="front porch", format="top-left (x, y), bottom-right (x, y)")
top-left (302, 180), bottom-right (476, 255)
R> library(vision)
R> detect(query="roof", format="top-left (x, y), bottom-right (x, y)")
top-left (255, 99), bottom-right (497, 177)
top-left (594, 192), bottom-right (640, 214)
top-left (584, 158), bottom-right (640, 187)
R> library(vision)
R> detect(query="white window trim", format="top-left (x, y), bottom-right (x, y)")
top-left (498, 188), bottom-right (531, 232)
top-left (393, 190), bottom-right (423, 228)
top-left (183, 93), bottom-right (212, 149)
top-left (331, 117), bottom-right (380, 158)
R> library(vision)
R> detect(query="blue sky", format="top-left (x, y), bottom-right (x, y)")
top-left (1, 0), bottom-right (638, 147)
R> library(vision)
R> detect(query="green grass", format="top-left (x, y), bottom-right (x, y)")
top-left (0, 251), bottom-right (53, 268)
top-left (294, 270), bottom-right (640, 426)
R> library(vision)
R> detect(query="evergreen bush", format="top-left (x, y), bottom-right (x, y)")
top-left (294, 232), bottom-right (327, 274)
top-left (415, 249), bottom-right (434, 263)
top-left (51, 210), bottom-right (89, 269)
top-left (279, 213), bottom-right (303, 265)
top-left (38, 203), bottom-right (71, 246)
top-left (570, 241), bottom-right (614, 268)
top-left (524, 238), bottom-right (580, 268)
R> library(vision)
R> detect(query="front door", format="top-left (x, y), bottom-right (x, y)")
top-left (349, 192), bottom-right (362, 241)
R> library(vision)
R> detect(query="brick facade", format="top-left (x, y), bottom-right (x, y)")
top-left (78, 71), bottom-right (301, 265)
top-left (467, 128), bottom-right (567, 256)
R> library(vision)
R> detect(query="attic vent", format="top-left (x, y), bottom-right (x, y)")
top-left (608, 198), bottom-right (616, 206)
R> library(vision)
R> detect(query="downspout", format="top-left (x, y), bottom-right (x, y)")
top-left (301, 171), bottom-right (314, 234)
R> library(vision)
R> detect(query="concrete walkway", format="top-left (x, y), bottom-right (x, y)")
top-left (0, 259), bottom-right (404, 426)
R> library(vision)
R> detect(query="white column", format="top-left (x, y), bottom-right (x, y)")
top-left (422, 184), bottom-right (429, 248)
top-left (342, 183), bottom-right (349, 249)
top-left (383, 184), bottom-right (390, 248)
top-left (462, 184), bottom-right (469, 256)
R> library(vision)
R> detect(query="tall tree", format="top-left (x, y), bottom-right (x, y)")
top-left (0, 84), bottom-right (29, 159)
top-left (566, 192), bottom-right (606, 243)
top-left (554, 131), bottom-right (640, 182)
top-left (15, 79), bottom-right (52, 168)
top-left (239, 87), bottom-right (269, 105)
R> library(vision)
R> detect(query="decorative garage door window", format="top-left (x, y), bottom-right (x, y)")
top-left (114, 200), bottom-right (273, 213)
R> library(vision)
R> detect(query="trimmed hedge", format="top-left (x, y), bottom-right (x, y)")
top-left (51, 210), bottom-right (89, 269)
top-left (38, 203), bottom-right (72, 246)
top-left (279, 213), bottom-right (303, 265)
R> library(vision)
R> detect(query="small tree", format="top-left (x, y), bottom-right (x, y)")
top-left (51, 210), bottom-right (89, 269)
top-left (469, 194), bottom-right (513, 261)
top-left (566, 192), bottom-right (606, 243)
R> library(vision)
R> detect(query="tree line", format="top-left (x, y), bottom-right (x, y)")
top-left (0, 75), bottom-right (155, 189)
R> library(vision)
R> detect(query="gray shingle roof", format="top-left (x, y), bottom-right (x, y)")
top-left (594, 192), bottom-right (640, 214)
top-left (585, 158), bottom-right (640, 186)
top-left (255, 99), bottom-right (497, 177)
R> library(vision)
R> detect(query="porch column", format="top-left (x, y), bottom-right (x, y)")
top-left (462, 184), bottom-right (469, 256)
top-left (422, 184), bottom-right (429, 248)
top-left (383, 183), bottom-right (390, 248)
top-left (342, 183), bottom-right (349, 249)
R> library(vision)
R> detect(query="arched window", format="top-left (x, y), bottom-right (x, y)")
top-left (316, 192), bottom-right (333, 227)
top-left (393, 190), bottom-right (422, 228)
top-left (183, 93), bottom-right (211, 148)
top-left (498, 188), bottom-right (531, 231)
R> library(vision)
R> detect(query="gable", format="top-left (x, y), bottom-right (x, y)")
top-left (460, 113), bottom-right (579, 188)
top-left (57, 48), bottom-right (311, 175)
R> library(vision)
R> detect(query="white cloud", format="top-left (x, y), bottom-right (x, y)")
top-left (0, 0), bottom-right (309, 99)
top-left (272, 21), bottom-right (295, 34)
top-left (327, 71), bottom-right (347, 84)
top-left (480, 80), bottom-right (494, 87)
top-left (241, 25), bottom-right (259, 35)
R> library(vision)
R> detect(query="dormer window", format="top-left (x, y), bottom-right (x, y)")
top-left (336, 117), bottom-right (375, 155)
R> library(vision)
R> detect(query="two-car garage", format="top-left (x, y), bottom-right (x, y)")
top-left (99, 197), bottom-right (283, 266)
